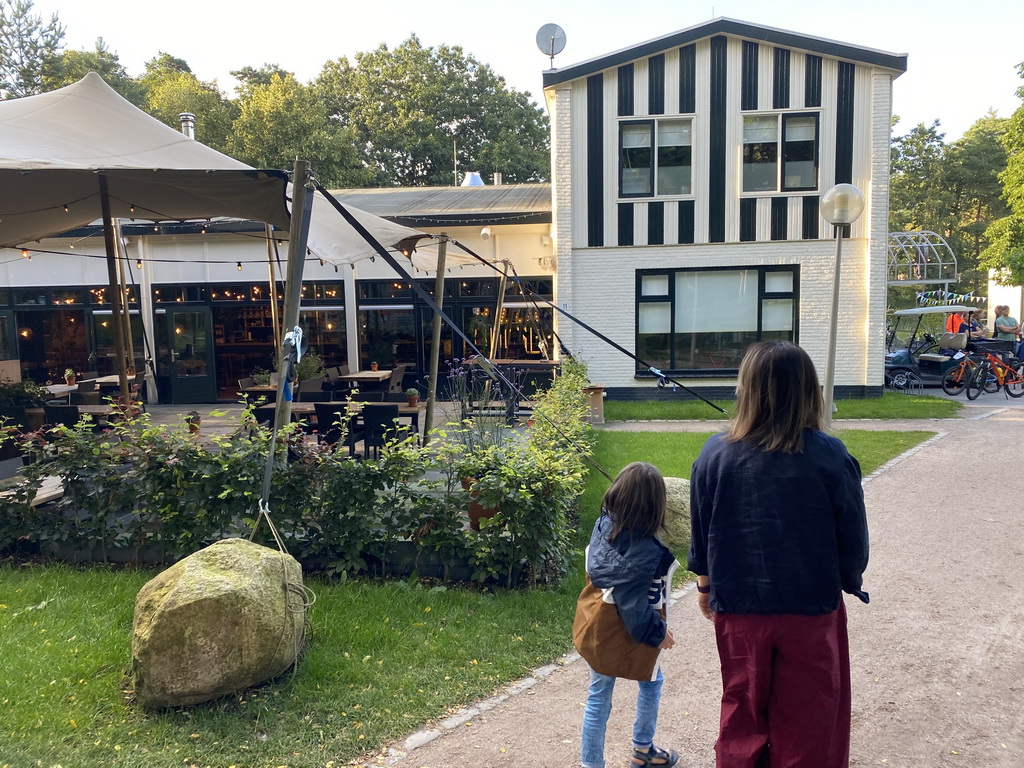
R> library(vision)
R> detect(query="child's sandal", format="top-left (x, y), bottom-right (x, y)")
top-left (631, 745), bottom-right (679, 767)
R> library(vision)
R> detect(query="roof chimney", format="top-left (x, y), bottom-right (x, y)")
top-left (179, 112), bottom-right (196, 139)
top-left (461, 171), bottom-right (484, 187)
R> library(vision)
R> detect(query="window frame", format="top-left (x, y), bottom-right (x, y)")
top-left (741, 111), bottom-right (820, 194)
top-left (618, 117), bottom-right (694, 200)
top-left (634, 265), bottom-right (800, 376)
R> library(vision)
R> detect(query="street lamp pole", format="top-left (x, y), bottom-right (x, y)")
top-left (819, 183), bottom-right (865, 427)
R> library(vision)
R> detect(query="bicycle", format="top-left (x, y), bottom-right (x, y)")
top-left (941, 353), bottom-right (992, 396)
top-left (965, 350), bottom-right (1024, 400)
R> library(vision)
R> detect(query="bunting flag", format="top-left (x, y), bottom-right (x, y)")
top-left (915, 290), bottom-right (987, 307)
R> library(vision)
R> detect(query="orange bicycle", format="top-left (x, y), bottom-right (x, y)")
top-left (965, 346), bottom-right (1024, 400)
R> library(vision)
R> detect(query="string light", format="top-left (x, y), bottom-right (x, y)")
top-left (236, 262), bottom-right (242, 271)
top-left (21, 249), bottom-right (30, 259)
top-left (136, 259), bottom-right (142, 269)
top-left (63, 204), bottom-right (69, 213)
top-left (129, 205), bottom-right (135, 213)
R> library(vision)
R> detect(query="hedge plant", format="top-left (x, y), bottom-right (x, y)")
top-left (0, 365), bottom-right (593, 588)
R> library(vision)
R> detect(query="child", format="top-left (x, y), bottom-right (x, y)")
top-left (576, 461), bottom-right (680, 768)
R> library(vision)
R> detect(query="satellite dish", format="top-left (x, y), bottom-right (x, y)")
top-left (536, 24), bottom-right (566, 68)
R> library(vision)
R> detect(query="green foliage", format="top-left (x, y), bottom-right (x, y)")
top-left (0, 0), bottom-right (64, 98)
top-left (141, 67), bottom-right (237, 152)
top-left (226, 72), bottom-right (371, 187)
top-left (315, 35), bottom-right (549, 186)
top-left (983, 61), bottom-right (1024, 285)
top-left (41, 36), bottom-right (144, 104)
top-left (0, 376), bottom-right (47, 407)
top-left (5, 377), bottom-right (592, 589)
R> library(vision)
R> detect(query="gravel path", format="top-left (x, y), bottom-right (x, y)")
top-left (358, 401), bottom-right (1024, 768)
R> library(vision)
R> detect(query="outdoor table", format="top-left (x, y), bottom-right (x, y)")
top-left (239, 383), bottom-right (277, 400)
top-left (337, 370), bottom-right (392, 384)
top-left (44, 382), bottom-right (77, 400)
top-left (258, 401), bottom-right (426, 434)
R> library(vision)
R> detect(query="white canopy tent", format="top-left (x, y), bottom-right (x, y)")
top-left (0, 73), bottom-right (440, 401)
top-left (0, 72), bottom-right (429, 265)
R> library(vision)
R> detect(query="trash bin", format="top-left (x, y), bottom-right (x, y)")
top-left (582, 385), bottom-right (605, 424)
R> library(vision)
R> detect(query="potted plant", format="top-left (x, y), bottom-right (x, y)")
top-left (184, 410), bottom-right (201, 435)
top-left (370, 361), bottom-right (379, 372)
top-left (251, 366), bottom-right (271, 386)
top-left (64, 368), bottom-right (76, 385)
top-left (404, 387), bottom-right (420, 406)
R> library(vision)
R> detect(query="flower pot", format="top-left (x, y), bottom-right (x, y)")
top-left (65, 375), bottom-right (75, 386)
top-left (370, 363), bottom-right (379, 371)
top-left (406, 395), bottom-right (419, 407)
top-left (461, 476), bottom-right (498, 531)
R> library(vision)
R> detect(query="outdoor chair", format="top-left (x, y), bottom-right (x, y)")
top-left (0, 406), bottom-right (28, 461)
top-left (360, 403), bottom-right (410, 460)
top-left (71, 379), bottom-right (101, 406)
top-left (297, 376), bottom-right (330, 402)
top-left (314, 402), bottom-right (365, 456)
top-left (386, 364), bottom-right (409, 395)
top-left (43, 403), bottom-right (80, 428)
top-left (238, 376), bottom-right (255, 390)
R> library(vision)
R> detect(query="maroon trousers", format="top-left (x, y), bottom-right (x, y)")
top-left (713, 603), bottom-right (851, 768)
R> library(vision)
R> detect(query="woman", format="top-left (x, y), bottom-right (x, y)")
top-left (689, 341), bottom-right (869, 768)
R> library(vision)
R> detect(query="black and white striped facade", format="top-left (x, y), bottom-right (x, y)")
top-left (544, 18), bottom-right (906, 398)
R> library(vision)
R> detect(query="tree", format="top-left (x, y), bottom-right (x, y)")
top-left (982, 62), bottom-right (1024, 286)
top-left (41, 37), bottom-right (144, 104)
top-left (0, 0), bottom-right (63, 98)
top-left (890, 120), bottom-right (952, 233)
top-left (943, 114), bottom-right (1008, 289)
top-left (139, 55), bottom-right (237, 152)
top-left (315, 35), bottom-right (549, 186)
top-left (230, 63), bottom-right (291, 99)
top-left (227, 73), bottom-right (371, 188)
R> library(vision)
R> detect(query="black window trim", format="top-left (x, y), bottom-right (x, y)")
top-left (740, 110), bottom-right (820, 195)
top-left (634, 264), bottom-right (800, 377)
top-left (618, 116), bottom-right (695, 201)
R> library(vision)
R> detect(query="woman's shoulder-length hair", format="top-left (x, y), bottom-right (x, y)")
top-left (726, 340), bottom-right (825, 453)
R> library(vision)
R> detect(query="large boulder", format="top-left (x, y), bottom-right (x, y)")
top-left (132, 538), bottom-right (306, 709)
top-left (662, 477), bottom-right (691, 561)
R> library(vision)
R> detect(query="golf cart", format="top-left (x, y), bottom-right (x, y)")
top-left (884, 305), bottom-right (975, 388)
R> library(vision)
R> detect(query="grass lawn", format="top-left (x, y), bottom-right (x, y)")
top-left (0, 426), bottom-right (933, 767)
top-left (605, 390), bottom-right (960, 421)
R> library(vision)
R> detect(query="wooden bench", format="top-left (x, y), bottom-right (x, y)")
top-left (0, 474), bottom-right (63, 507)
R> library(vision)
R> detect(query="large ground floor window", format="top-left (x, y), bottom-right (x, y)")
top-left (636, 266), bottom-right (798, 374)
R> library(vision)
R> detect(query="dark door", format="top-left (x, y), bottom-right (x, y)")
top-left (155, 308), bottom-right (217, 403)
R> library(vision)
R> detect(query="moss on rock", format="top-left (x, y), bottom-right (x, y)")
top-left (132, 538), bottom-right (306, 709)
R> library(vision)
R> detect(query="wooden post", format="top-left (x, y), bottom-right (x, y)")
top-left (423, 235), bottom-right (448, 446)
top-left (261, 160), bottom-right (312, 504)
top-left (98, 174), bottom-right (129, 401)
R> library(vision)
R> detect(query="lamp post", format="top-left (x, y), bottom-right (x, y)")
top-left (819, 183), bottom-right (865, 427)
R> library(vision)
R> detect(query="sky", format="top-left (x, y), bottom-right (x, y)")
top-left (30, 0), bottom-right (1024, 142)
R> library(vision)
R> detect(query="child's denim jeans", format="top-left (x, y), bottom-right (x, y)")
top-left (581, 666), bottom-right (664, 768)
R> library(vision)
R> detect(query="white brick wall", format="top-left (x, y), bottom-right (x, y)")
top-left (565, 239), bottom-right (869, 390)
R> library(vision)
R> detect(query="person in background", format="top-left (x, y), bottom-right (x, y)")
top-left (689, 341), bottom-right (869, 768)
top-left (578, 462), bottom-right (680, 768)
top-left (994, 305), bottom-right (1020, 341)
top-left (945, 311), bottom-right (964, 334)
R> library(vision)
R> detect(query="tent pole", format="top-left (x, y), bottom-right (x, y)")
top-left (98, 174), bottom-right (130, 401)
top-left (265, 224), bottom-right (283, 351)
top-left (261, 160), bottom-right (312, 504)
top-left (423, 234), bottom-right (448, 446)
top-left (114, 219), bottom-right (136, 375)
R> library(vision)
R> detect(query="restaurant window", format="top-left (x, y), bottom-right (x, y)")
top-left (91, 311), bottom-right (145, 375)
top-left (153, 285), bottom-right (208, 303)
top-left (457, 279), bottom-right (496, 298)
top-left (89, 286), bottom-right (139, 306)
top-left (299, 308), bottom-right (347, 368)
top-left (636, 266), bottom-right (798, 373)
top-left (742, 112), bottom-right (819, 193)
top-left (358, 281), bottom-right (412, 300)
top-left (358, 306), bottom-right (415, 369)
top-left (620, 118), bottom-right (693, 198)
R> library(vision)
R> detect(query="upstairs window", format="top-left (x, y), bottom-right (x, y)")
top-left (742, 112), bottom-right (819, 193)
top-left (620, 118), bottom-right (692, 198)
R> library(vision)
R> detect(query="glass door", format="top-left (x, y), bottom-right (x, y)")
top-left (155, 308), bottom-right (216, 403)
